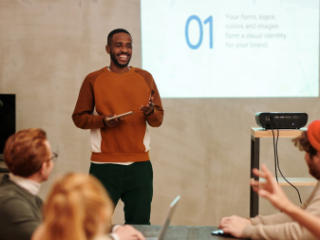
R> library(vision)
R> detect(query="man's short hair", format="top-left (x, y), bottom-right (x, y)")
top-left (4, 128), bottom-right (49, 177)
top-left (292, 131), bottom-right (318, 158)
top-left (107, 28), bottom-right (132, 46)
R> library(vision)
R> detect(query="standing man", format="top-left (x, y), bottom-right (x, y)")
top-left (72, 28), bottom-right (164, 225)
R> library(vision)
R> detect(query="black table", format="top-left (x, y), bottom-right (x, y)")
top-left (132, 225), bottom-right (249, 240)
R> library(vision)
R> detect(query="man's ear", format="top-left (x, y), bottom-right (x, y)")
top-left (314, 151), bottom-right (320, 164)
top-left (38, 162), bottom-right (46, 174)
top-left (106, 45), bottom-right (110, 54)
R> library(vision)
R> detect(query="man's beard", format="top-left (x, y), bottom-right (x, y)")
top-left (110, 50), bottom-right (131, 68)
top-left (308, 160), bottom-right (320, 180)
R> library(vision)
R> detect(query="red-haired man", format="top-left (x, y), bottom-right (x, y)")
top-left (0, 129), bottom-right (55, 240)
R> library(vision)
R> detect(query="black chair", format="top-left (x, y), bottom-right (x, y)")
top-left (0, 154), bottom-right (9, 173)
top-left (0, 168), bottom-right (9, 173)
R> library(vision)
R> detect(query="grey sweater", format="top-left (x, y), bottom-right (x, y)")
top-left (242, 180), bottom-right (320, 240)
top-left (0, 175), bottom-right (43, 240)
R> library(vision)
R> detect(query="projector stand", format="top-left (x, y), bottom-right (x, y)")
top-left (250, 127), bottom-right (314, 217)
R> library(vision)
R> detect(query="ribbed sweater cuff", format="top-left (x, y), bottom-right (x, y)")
top-left (250, 216), bottom-right (263, 225)
top-left (241, 225), bottom-right (255, 238)
top-left (146, 113), bottom-right (157, 120)
top-left (146, 109), bottom-right (162, 126)
top-left (95, 115), bottom-right (106, 128)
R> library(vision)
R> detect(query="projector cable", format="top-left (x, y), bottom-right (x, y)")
top-left (270, 119), bottom-right (302, 204)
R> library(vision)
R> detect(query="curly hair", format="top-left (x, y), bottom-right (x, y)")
top-left (292, 131), bottom-right (317, 158)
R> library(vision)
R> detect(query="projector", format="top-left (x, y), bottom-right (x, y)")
top-left (255, 112), bottom-right (308, 129)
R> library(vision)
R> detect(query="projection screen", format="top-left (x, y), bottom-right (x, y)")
top-left (141, 0), bottom-right (319, 98)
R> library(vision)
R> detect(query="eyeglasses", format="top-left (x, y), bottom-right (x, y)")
top-left (48, 152), bottom-right (58, 163)
top-left (36, 152), bottom-right (58, 172)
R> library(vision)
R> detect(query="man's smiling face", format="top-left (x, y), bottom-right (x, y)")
top-left (108, 32), bottom-right (132, 68)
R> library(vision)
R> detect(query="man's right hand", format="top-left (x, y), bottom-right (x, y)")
top-left (104, 115), bottom-right (121, 128)
top-left (114, 225), bottom-right (146, 240)
top-left (251, 164), bottom-right (293, 212)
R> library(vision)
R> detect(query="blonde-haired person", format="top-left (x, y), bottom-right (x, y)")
top-left (32, 173), bottom-right (146, 240)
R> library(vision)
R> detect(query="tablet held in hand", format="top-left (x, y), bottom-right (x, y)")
top-left (106, 111), bottom-right (135, 121)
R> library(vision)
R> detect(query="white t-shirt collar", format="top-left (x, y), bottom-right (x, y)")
top-left (9, 173), bottom-right (41, 195)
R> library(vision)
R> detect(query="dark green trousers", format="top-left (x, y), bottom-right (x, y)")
top-left (89, 161), bottom-right (153, 225)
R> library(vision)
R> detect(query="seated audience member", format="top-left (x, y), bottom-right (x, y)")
top-left (0, 129), bottom-right (143, 240)
top-left (251, 164), bottom-right (320, 239)
top-left (218, 120), bottom-right (320, 240)
top-left (0, 128), bottom-right (55, 240)
top-left (32, 173), bottom-right (146, 240)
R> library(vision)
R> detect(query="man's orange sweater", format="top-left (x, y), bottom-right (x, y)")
top-left (72, 67), bottom-right (164, 163)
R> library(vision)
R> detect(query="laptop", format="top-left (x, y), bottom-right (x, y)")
top-left (146, 196), bottom-right (180, 240)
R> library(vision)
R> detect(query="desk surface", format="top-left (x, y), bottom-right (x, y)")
top-left (132, 225), bottom-right (248, 240)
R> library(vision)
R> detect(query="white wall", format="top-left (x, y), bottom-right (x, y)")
top-left (0, 0), bottom-right (319, 226)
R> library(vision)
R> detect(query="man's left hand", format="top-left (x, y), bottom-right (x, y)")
top-left (114, 225), bottom-right (146, 240)
top-left (140, 97), bottom-right (154, 116)
top-left (218, 215), bottom-right (251, 238)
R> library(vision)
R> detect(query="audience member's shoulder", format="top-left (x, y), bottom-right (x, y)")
top-left (0, 175), bottom-right (16, 192)
top-left (0, 196), bottom-right (36, 217)
top-left (0, 175), bottom-right (31, 200)
top-left (311, 181), bottom-right (320, 198)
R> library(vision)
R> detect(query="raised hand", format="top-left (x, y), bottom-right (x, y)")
top-left (140, 97), bottom-right (154, 116)
top-left (250, 164), bottom-right (292, 212)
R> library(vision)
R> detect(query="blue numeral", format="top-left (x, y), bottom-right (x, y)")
top-left (185, 15), bottom-right (213, 49)
top-left (204, 16), bottom-right (213, 49)
top-left (185, 15), bottom-right (203, 49)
